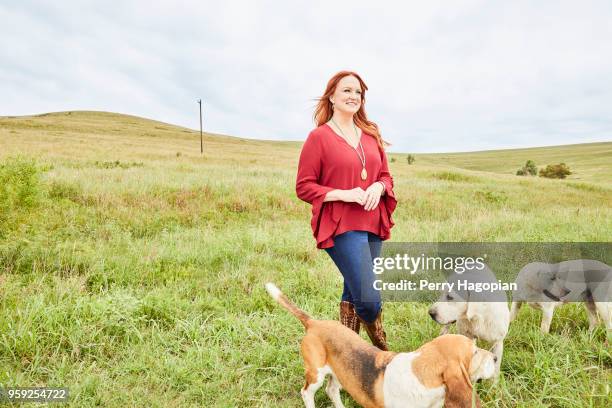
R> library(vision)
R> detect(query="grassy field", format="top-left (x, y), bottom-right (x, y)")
top-left (0, 111), bottom-right (610, 407)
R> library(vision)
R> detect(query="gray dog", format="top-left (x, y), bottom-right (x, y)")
top-left (510, 259), bottom-right (611, 333)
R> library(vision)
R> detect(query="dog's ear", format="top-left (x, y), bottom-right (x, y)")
top-left (443, 362), bottom-right (482, 408)
top-left (536, 268), bottom-right (554, 283)
top-left (465, 299), bottom-right (482, 321)
top-left (466, 301), bottom-right (475, 320)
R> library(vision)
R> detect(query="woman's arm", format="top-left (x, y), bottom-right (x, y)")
top-left (296, 132), bottom-right (334, 204)
top-left (323, 189), bottom-right (345, 202)
top-left (324, 188), bottom-right (365, 204)
top-left (296, 132), bottom-right (365, 205)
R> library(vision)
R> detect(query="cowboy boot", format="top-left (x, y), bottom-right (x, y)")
top-left (360, 309), bottom-right (388, 351)
top-left (339, 301), bottom-right (361, 334)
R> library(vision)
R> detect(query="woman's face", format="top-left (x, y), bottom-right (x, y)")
top-left (329, 75), bottom-right (362, 115)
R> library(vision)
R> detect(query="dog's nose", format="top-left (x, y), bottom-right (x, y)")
top-left (428, 310), bottom-right (437, 320)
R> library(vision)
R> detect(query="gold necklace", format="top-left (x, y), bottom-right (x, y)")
top-left (330, 118), bottom-right (367, 180)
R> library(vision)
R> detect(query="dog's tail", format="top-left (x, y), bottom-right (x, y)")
top-left (265, 282), bottom-right (311, 327)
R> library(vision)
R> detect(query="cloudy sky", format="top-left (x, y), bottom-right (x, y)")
top-left (2, 1), bottom-right (611, 153)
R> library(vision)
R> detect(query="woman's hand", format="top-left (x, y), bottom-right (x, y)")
top-left (341, 187), bottom-right (366, 205)
top-left (363, 182), bottom-right (384, 211)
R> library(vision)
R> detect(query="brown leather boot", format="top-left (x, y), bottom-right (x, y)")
top-left (339, 301), bottom-right (361, 334)
top-left (360, 309), bottom-right (388, 351)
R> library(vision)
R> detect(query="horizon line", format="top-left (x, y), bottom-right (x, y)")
top-left (2, 109), bottom-right (610, 155)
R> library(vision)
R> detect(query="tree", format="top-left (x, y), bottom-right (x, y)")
top-left (406, 154), bottom-right (415, 165)
top-left (525, 160), bottom-right (537, 175)
top-left (516, 160), bottom-right (537, 176)
top-left (539, 163), bottom-right (571, 179)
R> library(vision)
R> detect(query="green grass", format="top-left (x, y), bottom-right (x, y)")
top-left (0, 111), bottom-right (611, 407)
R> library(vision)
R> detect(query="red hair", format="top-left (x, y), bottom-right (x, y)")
top-left (313, 71), bottom-right (387, 149)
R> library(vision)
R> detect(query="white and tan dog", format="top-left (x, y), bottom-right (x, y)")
top-left (427, 266), bottom-right (509, 379)
top-left (266, 282), bottom-right (496, 408)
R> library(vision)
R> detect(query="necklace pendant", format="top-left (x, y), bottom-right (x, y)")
top-left (361, 167), bottom-right (367, 180)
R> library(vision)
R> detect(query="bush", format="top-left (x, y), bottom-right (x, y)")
top-left (516, 160), bottom-right (537, 176)
top-left (0, 156), bottom-right (41, 236)
top-left (406, 154), bottom-right (415, 165)
top-left (48, 180), bottom-right (82, 201)
top-left (539, 163), bottom-right (571, 179)
top-left (432, 171), bottom-right (479, 183)
top-left (525, 160), bottom-right (537, 175)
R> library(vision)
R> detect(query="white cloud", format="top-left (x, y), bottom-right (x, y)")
top-left (1, 0), bottom-right (611, 152)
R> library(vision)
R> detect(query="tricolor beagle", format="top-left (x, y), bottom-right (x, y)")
top-left (266, 282), bottom-right (496, 408)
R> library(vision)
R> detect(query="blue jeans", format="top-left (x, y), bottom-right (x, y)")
top-left (325, 231), bottom-right (383, 323)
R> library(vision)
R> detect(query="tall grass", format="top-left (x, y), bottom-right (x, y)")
top-left (0, 111), bottom-right (610, 406)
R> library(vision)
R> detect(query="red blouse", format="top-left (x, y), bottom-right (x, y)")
top-left (296, 123), bottom-right (397, 249)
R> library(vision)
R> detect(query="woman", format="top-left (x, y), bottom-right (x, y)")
top-left (296, 71), bottom-right (397, 350)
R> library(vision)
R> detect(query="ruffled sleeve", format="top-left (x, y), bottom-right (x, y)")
top-left (377, 145), bottom-right (397, 237)
top-left (296, 132), bottom-right (334, 243)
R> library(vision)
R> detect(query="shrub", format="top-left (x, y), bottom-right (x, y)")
top-left (516, 160), bottom-right (537, 176)
top-left (539, 163), bottom-right (571, 179)
top-left (432, 171), bottom-right (479, 183)
top-left (406, 154), bottom-right (415, 165)
top-left (390, 157), bottom-right (396, 163)
top-left (0, 156), bottom-right (41, 236)
top-left (525, 160), bottom-right (537, 175)
top-left (48, 180), bottom-right (82, 201)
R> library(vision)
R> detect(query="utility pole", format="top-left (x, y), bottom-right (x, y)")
top-left (197, 99), bottom-right (203, 154)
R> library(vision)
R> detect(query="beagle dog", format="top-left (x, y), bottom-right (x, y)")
top-left (266, 282), bottom-right (496, 408)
